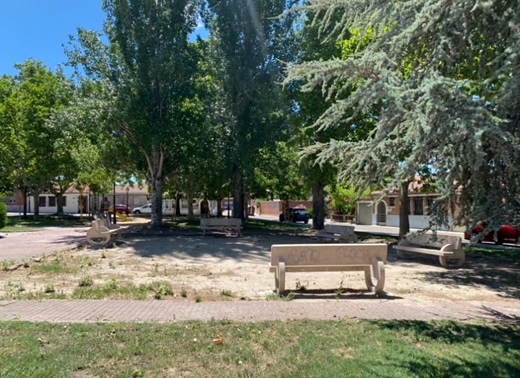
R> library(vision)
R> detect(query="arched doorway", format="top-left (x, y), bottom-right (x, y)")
top-left (377, 201), bottom-right (387, 225)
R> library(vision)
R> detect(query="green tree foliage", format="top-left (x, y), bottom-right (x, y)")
top-left (67, 0), bottom-right (200, 226)
top-left (286, 0), bottom-right (520, 230)
top-left (3, 60), bottom-right (72, 218)
top-left (0, 75), bottom-right (17, 194)
top-left (288, 9), bottom-right (354, 229)
top-left (205, 0), bottom-right (298, 219)
top-left (46, 81), bottom-right (114, 215)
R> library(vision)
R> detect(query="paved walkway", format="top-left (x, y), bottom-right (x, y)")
top-left (1, 222), bottom-right (519, 323)
top-left (1, 299), bottom-right (519, 323)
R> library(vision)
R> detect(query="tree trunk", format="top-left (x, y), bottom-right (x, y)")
top-left (187, 192), bottom-right (194, 219)
top-left (312, 182), bottom-right (325, 230)
top-left (175, 192), bottom-right (182, 217)
top-left (148, 149), bottom-right (164, 227)
top-left (399, 180), bottom-right (411, 238)
top-left (32, 192), bottom-right (40, 220)
top-left (78, 188), bottom-right (84, 220)
top-left (216, 196), bottom-right (223, 217)
top-left (232, 168), bottom-right (245, 221)
top-left (23, 186), bottom-right (28, 219)
top-left (56, 192), bottom-right (64, 215)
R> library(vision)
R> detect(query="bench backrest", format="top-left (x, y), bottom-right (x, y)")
top-left (405, 232), bottom-right (462, 250)
top-left (324, 224), bottom-right (355, 234)
top-left (270, 243), bottom-right (387, 267)
top-left (91, 219), bottom-right (106, 229)
top-left (201, 218), bottom-right (242, 227)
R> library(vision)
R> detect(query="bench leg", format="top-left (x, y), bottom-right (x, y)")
top-left (372, 257), bottom-right (385, 294)
top-left (439, 251), bottom-right (465, 268)
top-left (86, 228), bottom-right (111, 246)
top-left (364, 267), bottom-right (374, 291)
top-left (275, 260), bottom-right (286, 293)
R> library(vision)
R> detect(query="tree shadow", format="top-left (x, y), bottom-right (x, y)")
top-left (388, 246), bottom-right (520, 299)
top-left (364, 319), bottom-right (520, 377)
top-left (114, 232), bottom-right (315, 264)
top-left (417, 252), bottom-right (520, 299)
top-left (289, 287), bottom-right (403, 300)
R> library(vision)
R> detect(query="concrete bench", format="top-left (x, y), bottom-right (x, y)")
top-left (395, 232), bottom-right (465, 268)
top-left (269, 243), bottom-right (387, 294)
top-left (201, 217), bottom-right (242, 236)
top-left (86, 219), bottom-right (122, 246)
top-left (316, 224), bottom-right (358, 243)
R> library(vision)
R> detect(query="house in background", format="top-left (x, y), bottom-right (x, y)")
top-left (5, 185), bottom-right (149, 214)
top-left (355, 179), bottom-right (464, 232)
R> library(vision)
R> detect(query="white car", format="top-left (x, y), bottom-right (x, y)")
top-left (133, 204), bottom-right (152, 214)
top-left (132, 203), bottom-right (175, 215)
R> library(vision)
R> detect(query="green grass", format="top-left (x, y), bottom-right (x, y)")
top-left (2, 214), bottom-right (87, 232)
top-left (245, 218), bottom-right (310, 233)
top-left (466, 245), bottom-right (520, 262)
top-left (161, 217), bottom-right (309, 233)
top-left (29, 259), bottom-right (77, 275)
top-left (0, 319), bottom-right (518, 377)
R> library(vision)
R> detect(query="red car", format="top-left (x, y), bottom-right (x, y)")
top-left (464, 224), bottom-right (520, 245)
top-left (114, 204), bottom-right (132, 215)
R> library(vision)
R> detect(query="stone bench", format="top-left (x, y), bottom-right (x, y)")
top-left (86, 219), bottom-right (122, 246)
top-left (200, 217), bottom-right (242, 236)
top-left (269, 243), bottom-right (387, 294)
top-left (395, 232), bottom-right (465, 268)
top-left (316, 224), bottom-right (358, 243)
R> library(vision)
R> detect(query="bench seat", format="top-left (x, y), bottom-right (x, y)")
top-left (86, 219), bottom-right (123, 246)
top-left (316, 224), bottom-right (358, 243)
top-left (269, 243), bottom-right (387, 294)
top-left (200, 218), bottom-right (242, 236)
top-left (396, 245), bottom-right (454, 256)
top-left (395, 232), bottom-right (465, 268)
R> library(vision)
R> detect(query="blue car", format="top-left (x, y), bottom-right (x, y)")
top-left (279, 208), bottom-right (310, 224)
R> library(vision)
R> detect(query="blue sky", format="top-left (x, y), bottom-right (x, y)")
top-left (0, 1), bottom-right (105, 76)
top-left (0, 1), bottom-right (207, 77)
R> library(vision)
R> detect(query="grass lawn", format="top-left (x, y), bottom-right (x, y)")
top-left (2, 214), bottom-right (88, 233)
top-left (1, 319), bottom-right (518, 377)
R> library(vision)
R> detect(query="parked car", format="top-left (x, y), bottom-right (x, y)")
top-left (133, 204), bottom-right (152, 214)
top-left (464, 223), bottom-right (520, 244)
top-left (279, 207), bottom-right (310, 224)
top-left (113, 204), bottom-right (132, 215)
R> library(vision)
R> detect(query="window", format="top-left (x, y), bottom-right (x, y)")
top-left (413, 197), bottom-right (424, 215)
top-left (389, 197), bottom-right (395, 207)
top-left (49, 196), bottom-right (56, 207)
top-left (39, 196), bottom-right (46, 207)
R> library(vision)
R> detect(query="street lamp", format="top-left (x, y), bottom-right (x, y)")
top-left (113, 182), bottom-right (117, 224)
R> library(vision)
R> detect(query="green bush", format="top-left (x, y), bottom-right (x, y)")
top-left (0, 202), bottom-right (7, 229)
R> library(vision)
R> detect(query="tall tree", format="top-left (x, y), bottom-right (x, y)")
top-left (7, 60), bottom-right (71, 218)
top-left (286, 0), bottom-right (520, 233)
top-left (0, 75), bottom-right (17, 194)
top-left (67, 0), bottom-right (200, 226)
top-left (205, 0), bottom-right (297, 220)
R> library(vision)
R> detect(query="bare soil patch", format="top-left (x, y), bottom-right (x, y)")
top-left (1, 232), bottom-right (519, 303)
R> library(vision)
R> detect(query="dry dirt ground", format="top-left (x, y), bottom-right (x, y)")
top-left (1, 231), bottom-right (519, 303)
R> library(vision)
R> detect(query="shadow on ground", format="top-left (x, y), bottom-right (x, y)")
top-left (389, 246), bottom-right (520, 300)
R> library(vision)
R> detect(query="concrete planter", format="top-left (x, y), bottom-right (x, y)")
top-left (332, 214), bottom-right (354, 223)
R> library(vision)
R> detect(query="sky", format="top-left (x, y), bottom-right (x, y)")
top-left (0, 1), bottom-right (207, 77)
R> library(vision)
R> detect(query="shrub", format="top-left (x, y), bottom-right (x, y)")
top-left (0, 202), bottom-right (7, 229)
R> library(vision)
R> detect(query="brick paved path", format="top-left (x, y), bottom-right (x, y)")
top-left (1, 299), bottom-right (519, 323)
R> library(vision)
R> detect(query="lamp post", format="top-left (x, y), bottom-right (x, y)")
top-left (113, 182), bottom-right (117, 224)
